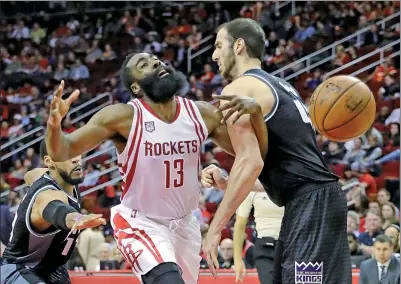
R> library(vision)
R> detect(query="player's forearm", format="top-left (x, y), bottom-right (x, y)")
top-left (233, 218), bottom-right (247, 261)
top-left (209, 156), bottom-right (263, 233)
top-left (250, 108), bottom-right (268, 157)
top-left (45, 123), bottom-right (71, 162)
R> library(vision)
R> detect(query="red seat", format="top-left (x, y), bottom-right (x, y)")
top-left (205, 202), bottom-right (218, 214)
top-left (382, 161), bottom-right (400, 178)
top-left (374, 176), bottom-right (386, 189)
top-left (220, 228), bottom-right (232, 242)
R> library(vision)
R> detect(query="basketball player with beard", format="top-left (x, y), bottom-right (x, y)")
top-left (201, 18), bottom-right (351, 284)
top-left (1, 140), bottom-right (106, 284)
top-left (44, 52), bottom-right (267, 283)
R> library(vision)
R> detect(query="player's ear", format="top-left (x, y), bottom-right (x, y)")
top-left (234, 38), bottom-right (245, 55)
top-left (43, 155), bottom-right (55, 170)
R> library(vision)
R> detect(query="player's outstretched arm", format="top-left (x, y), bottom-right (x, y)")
top-left (24, 168), bottom-right (48, 185)
top-left (45, 81), bottom-right (134, 161)
top-left (201, 164), bottom-right (265, 192)
top-left (31, 190), bottom-right (106, 232)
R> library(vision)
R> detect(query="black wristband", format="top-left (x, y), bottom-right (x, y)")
top-left (42, 200), bottom-right (78, 230)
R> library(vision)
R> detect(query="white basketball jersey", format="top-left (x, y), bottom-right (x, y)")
top-left (117, 97), bottom-right (208, 219)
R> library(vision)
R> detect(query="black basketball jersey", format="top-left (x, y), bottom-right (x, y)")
top-left (243, 69), bottom-right (338, 206)
top-left (3, 173), bottom-right (81, 274)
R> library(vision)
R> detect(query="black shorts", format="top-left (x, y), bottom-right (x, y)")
top-left (1, 262), bottom-right (70, 284)
top-left (254, 237), bottom-right (276, 284)
top-left (273, 182), bottom-right (352, 284)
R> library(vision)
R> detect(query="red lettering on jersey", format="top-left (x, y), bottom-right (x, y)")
top-left (144, 141), bottom-right (153, 156)
top-left (184, 140), bottom-right (191, 153)
top-left (143, 140), bottom-right (198, 156)
top-left (154, 143), bottom-right (161, 155)
top-left (170, 141), bottom-right (178, 155)
top-left (191, 140), bottom-right (198, 152)
top-left (162, 142), bottom-right (170, 155)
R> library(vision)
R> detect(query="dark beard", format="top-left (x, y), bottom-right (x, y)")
top-left (138, 66), bottom-right (186, 103)
top-left (57, 168), bottom-right (84, 185)
top-left (222, 48), bottom-right (236, 80)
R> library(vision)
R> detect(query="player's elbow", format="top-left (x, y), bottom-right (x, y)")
top-left (238, 153), bottom-right (264, 174)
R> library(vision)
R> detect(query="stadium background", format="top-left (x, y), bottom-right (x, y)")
top-left (0, 1), bottom-right (400, 283)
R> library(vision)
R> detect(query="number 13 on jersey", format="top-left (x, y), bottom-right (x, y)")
top-left (163, 159), bottom-right (184, 189)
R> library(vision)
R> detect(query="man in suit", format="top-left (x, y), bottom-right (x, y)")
top-left (359, 234), bottom-right (400, 284)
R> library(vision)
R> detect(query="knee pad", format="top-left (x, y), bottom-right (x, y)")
top-left (142, 262), bottom-right (184, 284)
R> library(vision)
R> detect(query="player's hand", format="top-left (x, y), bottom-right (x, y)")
top-left (234, 258), bottom-right (246, 282)
top-left (66, 213), bottom-right (106, 231)
top-left (48, 80), bottom-right (80, 127)
top-left (202, 230), bottom-right (221, 278)
top-left (212, 94), bottom-right (261, 124)
top-left (201, 164), bottom-right (227, 190)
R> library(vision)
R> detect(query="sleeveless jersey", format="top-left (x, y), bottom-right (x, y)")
top-left (117, 97), bottom-right (208, 219)
top-left (3, 174), bottom-right (81, 274)
top-left (242, 69), bottom-right (338, 206)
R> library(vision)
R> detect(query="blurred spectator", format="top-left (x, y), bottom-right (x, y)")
top-left (25, 147), bottom-right (40, 169)
top-left (378, 75), bottom-right (400, 101)
top-left (304, 69), bottom-right (323, 90)
top-left (359, 211), bottom-right (383, 255)
top-left (378, 189), bottom-right (392, 205)
top-left (385, 108), bottom-right (400, 126)
top-left (366, 58), bottom-right (397, 83)
top-left (348, 233), bottom-right (364, 256)
top-left (347, 210), bottom-right (361, 237)
top-left (219, 238), bottom-right (235, 269)
top-left (11, 20), bottom-right (30, 40)
top-left (341, 138), bottom-right (366, 167)
top-left (384, 225), bottom-right (400, 254)
top-left (376, 106), bottom-right (391, 125)
top-left (101, 44), bottom-right (117, 61)
top-left (359, 235), bottom-right (400, 283)
top-left (78, 227), bottom-right (105, 271)
top-left (369, 201), bottom-right (381, 214)
top-left (112, 247), bottom-right (126, 269)
top-left (30, 23), bottom-right (46, 44)
top-left (81, 163), bottom-right (100, 187)
top-left (85, 40), bottom-right (102, 64)
top-left (293, 20), bottom-right (316, 43)
top-left (381, 202), bottom-right (400, 231)
top-left (332, 45), bottom-right (351, 67)
top-left (322, 141), bottom-right (345, 165)
top-left (364, 24), bottom-right (382, 46)
top-left (53, 62), bottom-right (69, 81)
top-left (69, 59), bottom-right (90, 81)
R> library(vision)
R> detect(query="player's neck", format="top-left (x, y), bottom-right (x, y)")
top-left (233, 58), bottom-right (261, 80)
top-left (49, 172), bottom-right (75, 196)
top-left (144, 96), bottom-right (178, 123)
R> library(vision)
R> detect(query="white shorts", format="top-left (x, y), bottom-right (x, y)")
top-left (110, 204), bottom-right (201, 284)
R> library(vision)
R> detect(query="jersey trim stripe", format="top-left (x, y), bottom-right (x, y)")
top-left (25, 185), bottom-right (61, 238)
top-left (117, 99), bottom-right (137, 163)
top-left (182, 98), bottom-right (202, 146)
top-left (122, 101), bottom-right (144, 200)
top-left (187, 100), bottom-right (206, 141)
top-left (121, 101), bottom-right (142, 200)
top-left (243, 73), bottom-right (279, 122)
top-left (113, 213), bottom-right (164, 264)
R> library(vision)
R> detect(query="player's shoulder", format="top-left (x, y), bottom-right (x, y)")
top-left (94, 102), bottom-right (136, 125)
top-left (225, 74), bottom-right (274, 100)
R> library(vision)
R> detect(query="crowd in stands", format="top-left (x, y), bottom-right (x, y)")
top-left (0, 1), bottom-right (400, 272)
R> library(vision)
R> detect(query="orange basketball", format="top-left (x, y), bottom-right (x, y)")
top-left (309, 75), bottom-right (376, 142)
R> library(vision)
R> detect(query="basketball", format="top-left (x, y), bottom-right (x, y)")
top-left (309, 75), bottom-right (376, 142)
